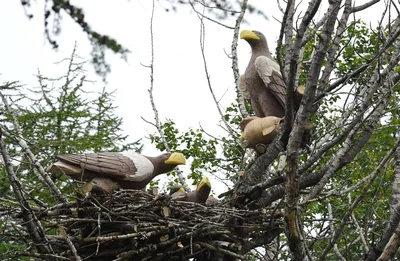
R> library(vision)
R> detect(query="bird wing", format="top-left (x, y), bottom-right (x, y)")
top-left (56, 152), bottom-right (137, 180)
top-left (239, 74), bottom-right (251, 100)
top-left (255, 56), bottom-right (286, 108)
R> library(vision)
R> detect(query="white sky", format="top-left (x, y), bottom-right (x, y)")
top-left (0, 0), bottom-right (387, 195)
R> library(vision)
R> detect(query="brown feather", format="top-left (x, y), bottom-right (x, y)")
top-left (268, 71), bottom-right (286, 108)
top-left (56, 153), bottom-right (136, 179)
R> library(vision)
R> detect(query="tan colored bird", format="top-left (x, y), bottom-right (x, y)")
top-left (47, 151), bottom-right (186, 193)
top-left (240, 29), bottom-right (286, 118)
top-left (170, 177), bottom-right (211, 204)
top-left (240, 116), bottom-right (283, 153)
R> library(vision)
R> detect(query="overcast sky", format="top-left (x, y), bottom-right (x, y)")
top-left (0, 0), bottom-right (387, 194)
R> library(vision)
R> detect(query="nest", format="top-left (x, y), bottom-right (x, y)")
top-left (28, 189), bottom-right (283, 261)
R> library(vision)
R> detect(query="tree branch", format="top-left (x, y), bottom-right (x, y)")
top-left (146, 0), bottom-right (189, 191)
top-left (231, 0), bottom-right (249, 118)
top-left (0, 86), bottom-right (67, 203)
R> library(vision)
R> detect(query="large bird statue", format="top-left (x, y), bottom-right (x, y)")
top-left (170, 176), bottom-right (211, 204)
top-left (239, 29), bottom-right (286, 118)
top-left (47, 151), bottom-right (186, 193)
top-left (240, 116), bottom-right (283, 154)
top-left (240, 29), bottom-right (312, 150)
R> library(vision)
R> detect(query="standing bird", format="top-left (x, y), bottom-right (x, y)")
top-left (239, 30), bottom-right (286, 118)
top-left (47, 151), bottom-right (186, 193)
top-left (240, 29), bottom-right (312, 150)
top-left (170, 176), bottom-right (211, 204)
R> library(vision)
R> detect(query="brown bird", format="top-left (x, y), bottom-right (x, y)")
top-left (170, 176), bottom-right (211, 204)
top-left (240, 30), bottom-right (286, 118)
top-left (47, 151), bottom-right (186, 193)
top-left (240, 116), bottom-right (283, 154)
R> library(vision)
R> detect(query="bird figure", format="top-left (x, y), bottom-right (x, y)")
top-left (240, 29), bottom-right (286, 118)
top-left (170, 176), bottom-right (211, 204)
top-left (47, 151), bottom-right (186, 193)
top-left (239, 116), bottom-right (283, 154)
top-left (240, 29), bottom-right (313, 150)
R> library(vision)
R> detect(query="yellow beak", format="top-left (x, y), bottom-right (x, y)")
top-left (197, 176), bottom-right (211, 191)
top-left (240, 30), bottom-right (260, 41)
top-left (165, 152), bottom-right (186, 165)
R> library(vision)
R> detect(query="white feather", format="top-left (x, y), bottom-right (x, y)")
top-left (120, 151), bottom-right (154, 180)
top-left (255, 56), bottom-right (281, 84)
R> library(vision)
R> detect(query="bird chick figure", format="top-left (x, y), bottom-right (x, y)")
top-left (239, 116), bottom-right (283, 154)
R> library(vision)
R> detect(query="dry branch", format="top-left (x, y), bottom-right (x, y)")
top-left (145, 0), bottom-right (189, 191)
top-left (231, 0), bottom-right (249, 118)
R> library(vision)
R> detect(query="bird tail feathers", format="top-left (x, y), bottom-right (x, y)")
top-left (46, 161), bottom-right (82, 175)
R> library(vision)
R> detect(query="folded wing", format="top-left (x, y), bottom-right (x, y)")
top-left (255, 56), bottom-right (286, 109)
top-left (54, 152), bottom-right (137, 180)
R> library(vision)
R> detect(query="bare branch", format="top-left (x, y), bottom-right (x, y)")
top-left (352, 0), bottom-right (381, 13)
top-left (194, 2), bottom-right (240, 143)
top-left (146, 0), bottom-right (189, 191)
top-left (231, 0), bottom-right (249, 118)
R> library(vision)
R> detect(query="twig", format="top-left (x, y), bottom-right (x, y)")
top-left (188, 0), bottom-right (235, 29)
top-left (231, 0), bottom-right (249, 118)
top-left (194, 3), bottom-right (240, 143)
top-left (327, 199), bottom-right (346, 261)
top-left (198, 242), bottom-right (246, 260)
top-left (145, 0), bottom-right (189, 191)
top-left (59, 226), bottom-right (82, 261)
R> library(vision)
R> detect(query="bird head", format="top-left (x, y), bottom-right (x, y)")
top-left (164, 152), bottom-right (186, 165)
top-left (240, 30), bottom-right (270, 56)
top-left (197, 176), bottom-right (211, 191)
top-left (240, 30), bottom-right (261, 41)
top-left (196, 176), bottom-right (211, 202)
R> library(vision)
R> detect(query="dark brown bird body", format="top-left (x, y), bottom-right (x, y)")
top-left (240, 30), bottom-right (286, 118)
top-left (47, 151), bottom-right (186, 192)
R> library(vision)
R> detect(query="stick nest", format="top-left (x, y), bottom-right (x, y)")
top-left (29, 189), bottom-right (283, 260)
